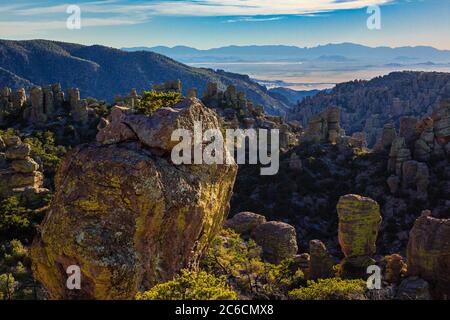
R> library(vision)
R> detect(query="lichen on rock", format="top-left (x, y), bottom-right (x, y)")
top-left (31, 98), bottom-right (238, 299)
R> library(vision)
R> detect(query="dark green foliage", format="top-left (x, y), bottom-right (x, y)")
top-left (201, 229), bottom-right (304, 299)
top-left (137, 90), bottom-right (182, 115)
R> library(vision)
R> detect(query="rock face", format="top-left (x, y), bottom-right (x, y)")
top-left (407, 211), bottom-right (450, 298)
top-left (396, 277), bottom-right (432, 300)
top-left (337, 194), bottom-right (382, 278)
top-left (432, 99), bottom-right (450, 145)
top-left (289, 72), bottom-right (450, 146)
top-left (383, 254), bottom-right (407, 284)
top-left (304, 107), bottom-right (342, 144)
top-left (308, 240), bottom-right (335, 280)
top-left (374, 123), bottom-right (397, 151)
top-left (31, 98), bottom-right (238, 299)
top-left (0, 135), bottom-right (45, 198)
top-left (251, 221), bottom-right (298, 264)
top-left (224, 212), bottom-right (266, 239)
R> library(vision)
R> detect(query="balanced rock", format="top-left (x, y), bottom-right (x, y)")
top-left (31, 98), bottom-right (238, 299)
top-left (407, 211), bottom-right (450, 298)
top-left (308, 240), bottom-right (335, 280)
top-left (337, 194), bottom-right (382, 278)
top-left (251, 221), bottom-right (298, 264)
top-left (224, 212), bottom-right (266, 239)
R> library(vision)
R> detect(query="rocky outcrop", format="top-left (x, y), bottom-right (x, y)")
top-left (31, 98), bottom-right (238, 299)
top-left (224, 212), bottom-right (266, 239)
top-left (396, 277), bottom-right (431, 300)
top-left (308, 240), bottom-right (335, 280)
top-left (407, 211), bottom-right (450, 298)
top-left (251, 221), bottom-right (298, 264)
top-left (68, 88), bottom-right (88, 124)
top-left (374, 123), bottom-right (397, 151)
top-left (432, 99), bottom-right (450, 145)
top-left (152, 80), bottom-right (182, 93)
top-left (382, 254), bottom-right (407, 284)
top-left (289, 72), bottom-right (450, 146)
top-left (337, 194), bottom-right (382, 278)
top-left (303, 107), bottom-right (341, 144)
top-left (0, 135), bottom-right (45, 198)
top-left (0, 87), bottom-right (26, 126)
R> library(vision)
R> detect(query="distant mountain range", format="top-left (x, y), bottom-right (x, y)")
top-left (0, 39), bottom-right (289, 115)
top-left (122, 43), bottom-right (450, 64)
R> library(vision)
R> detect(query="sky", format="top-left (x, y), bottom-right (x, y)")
top-left (0, 0), bottom-right (449, 50)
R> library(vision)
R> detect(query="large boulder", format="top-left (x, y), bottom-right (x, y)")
top-left (337, 194), bottom-right (382, 278)
top-left (407, 211), bottom-right (450, 298)
top-left (224, 212), bottom-right (266, 239)
top-left (251, 221), bottom-right (298, 264)
top-left (31, 98), bottom-right (238, 299)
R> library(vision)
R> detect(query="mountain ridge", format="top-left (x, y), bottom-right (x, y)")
top-left (122, 43), bottom-right (450, 62)
top-left (0, 39), bottom-right (289, 115)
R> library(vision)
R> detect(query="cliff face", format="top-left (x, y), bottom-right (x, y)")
top-left (31, 98), bottom-right (238, 299)
top-left (289, 71), bottom-right (450, 146)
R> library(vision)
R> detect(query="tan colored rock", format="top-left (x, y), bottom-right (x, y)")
top-left (0, 136), bottom-right (6, 150)
top-left (251, 221), bottom-right (298, 264)
top-left (12, 88), bottom-right (27, 110)
top-left (375, 123), bottom-right (397, 151)
top-left (96, 106), bottom-right (136, 145)
top-left (4, 135), bottom-right (21, 147)
top-left (383, 254), bottom-right (407, 284)
top-left (29, 86), bottom-right (47, 125)
top-left (388, 137), bottom-right (411, 175)
top-left (407, 211), bottom-right (450, 298)
top-left (5, 143), bottom-right (31, 160)
top-left (308, 240), bottom-right (335, 280)
top-left (11, 157), bottom-right (39, 173)
top-left (224, 212), bottom-right (266, 238)
top-left (31, 98), bottom-right (238, 300)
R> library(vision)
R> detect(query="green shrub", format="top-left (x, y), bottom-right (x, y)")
top-left (137, 90), bottom-right (182, 115)
top-left (24, 131), bottom-right (67, 181)
top-left (136, 270), bottom-right (237, 300)
top-left (0, 197), bottom-right (33, 240)
top-left (288, 278), bottom-right (366, 300)
top-left (0, 273), bottom-right (16, 300)
top-left (200, 228), bottom-right (265, 295)
top-left (201, 229), bottom-right (304, 299)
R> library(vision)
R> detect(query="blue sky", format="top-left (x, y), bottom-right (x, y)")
top-left (0, 0), bottom-right (449, 49)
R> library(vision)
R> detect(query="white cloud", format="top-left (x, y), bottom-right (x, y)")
top-left (0, 0), bottom-right (394, 36)
top-left (5, 0), bottom-right (394, 17)
top-left (225, 17), bottom-right (284, 23)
